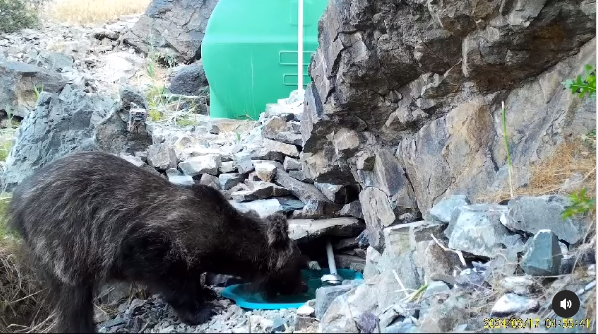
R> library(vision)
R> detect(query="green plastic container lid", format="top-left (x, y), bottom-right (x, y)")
top-left (201, 0), bottom-right (329, 120)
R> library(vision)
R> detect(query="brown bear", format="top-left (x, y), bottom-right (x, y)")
top-left (8, 151), bottom-right (308, 333)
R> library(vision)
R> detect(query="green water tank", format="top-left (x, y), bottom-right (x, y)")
top-left (201, 0), bottom-right (329, 120)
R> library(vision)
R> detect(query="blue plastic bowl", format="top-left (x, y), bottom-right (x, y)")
top-left (221, 268), bottom-right (364, 310)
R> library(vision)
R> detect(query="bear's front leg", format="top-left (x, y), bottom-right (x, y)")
top-left (159, 281), bottom-right (219, 326)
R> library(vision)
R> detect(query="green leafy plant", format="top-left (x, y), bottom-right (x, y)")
top-left (33, 83), bottom-right (44, 102)
top-left (563, 189), bottom-right (596, 219)
top-left (560, 64), bottom-right (597, 219)
top-left (0, 0), bottom-right (39, 33)
top-left (563, 64), bottom-right (596, 99)
top-left (176, 116), bottom-right (197, 127)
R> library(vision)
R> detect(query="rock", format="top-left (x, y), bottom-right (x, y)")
top-left (427, 195), bottom-right (470, 223)
top-left (262, 116), bottom-right (303, 146)
top-left (168, 61), bottom-right (208, 96)
top-left (274, 167), bottom-right (330, 204)
top-left (219, 173), bottom-right (245, 190)
top-left (270, 316), bottom-right (287, 332)
top-left (220, 161), bottom-right (237, 173)
top-left (199, 174), bottom-right (220, 190)
top-left (506, 195), bottom-right (587, 245)
top-left (289, 170), bottom-right (311, 183)
top-left (499, 276), bottom-right (536, 295)
top-left (179, 154), bottom-right (221, 176)
top-left (314, 182), bottom-right (360, 204)
top-left (296, 304), bottom-right (315, 317)
top-left (423, 281), bottom-right (451, 299)
top-left (233, 152), bottom-right (254, 174)
top-left (123, 0), bottom-right (220, 62)
top-left (259, 138), bottom-right (299, 158)
top-left (118, 153), bottom-right (145, 168)
top-left (147, 143), bottom-right (177, 170)
top-left (315, 285), bottom-right (353, 320)
top-left (416, 240), bottom-right (462, 284)
top-left (333, 237), bottom-right (359, 251)
top-left (283, 157), bottom-right (302, 171)
top-left (356, 312), bottom-right (379, 333)
top-left (359, 187), bottom-right (397, 251)
top-left (302, 0), bottom-right (596, 218)
top-left (230, 197), bottom-right (304, 219)
top-left (491, 294), bottom-right (539, 316)
top-left (334, 254), bottom-right (366, 272)
top-left (254, 161), bottom-right (277, 182)
top-left (119, 85), bottom-right (148, 110)
top-left (446, 204), bottom-right (514, 258)
top-left (231, 181), bottom-right (290, 201)
top-left (338, 200), bottom-right (363, 219)
top-left (520, 230), bottom-right (563, 276)
top-left (383, 320), bottom-right (418, 333)
top-left (168, 174), bottom-right (195, 187)
top-left (288, 217), bottom-right (364, 242)
top-left (363, 246), bottom-right (382, 279)
top-left (0, 60), bottom-right (68, 117)
top-left (1, 86), bottom-right (124, 190)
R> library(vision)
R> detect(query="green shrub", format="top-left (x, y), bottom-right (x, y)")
top-left (0, 0), bottom-right (39, 33)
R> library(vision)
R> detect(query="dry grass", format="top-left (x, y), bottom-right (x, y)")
top-left (48, 0), bottom-right (151, 24)
top-left (480, 136), bottom-right (596, 207)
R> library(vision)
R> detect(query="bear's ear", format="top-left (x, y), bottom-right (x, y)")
top-left (265, 213), bottom-right (290, 248)
top-left (245, 209), bottom-right (261, 220)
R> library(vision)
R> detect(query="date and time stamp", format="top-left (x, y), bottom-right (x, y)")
top-left (484, 317), bottom-right (594, 330)
top-left (480, 289), bottom-right (595, 331)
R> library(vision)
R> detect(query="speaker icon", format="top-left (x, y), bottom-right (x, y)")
top-left (553, 290), bottom-right (580, 318)
top-left (560, 299), bottom-right (572, 309)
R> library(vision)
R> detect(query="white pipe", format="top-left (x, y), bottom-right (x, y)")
top-left (325, 241), bottom-right (338, 275)
top-left (297, 0), bottom-right (304, 92)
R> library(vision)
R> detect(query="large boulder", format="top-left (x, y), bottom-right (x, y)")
top-left (123, 0), bottom-right (220, 63)
top-left (301, 0), bottom-right (596, 217)
top-left (2, 85), bottom-right (152, 190)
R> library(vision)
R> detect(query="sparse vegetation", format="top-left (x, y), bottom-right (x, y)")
top-left (48, 0), bottom-right (151, 25)
top-left (0, 0), bottom-right (40, 33)
top-left (501, 101), bottom-right (514, 199)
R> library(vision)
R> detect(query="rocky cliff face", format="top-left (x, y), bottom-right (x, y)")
top-left (301, 0), bottom-right (596, 250)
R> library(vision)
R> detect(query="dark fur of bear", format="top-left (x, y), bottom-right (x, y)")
top-left (8, 151), bottom-right (308, 333)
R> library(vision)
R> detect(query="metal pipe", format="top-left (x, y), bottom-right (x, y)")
top-left (297, 0), bottom-right (304, 92)
top-left (326, 240), bottom-right (338, 275)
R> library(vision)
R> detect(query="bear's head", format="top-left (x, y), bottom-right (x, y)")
top-left (260, 212), bottom-right (309, 300)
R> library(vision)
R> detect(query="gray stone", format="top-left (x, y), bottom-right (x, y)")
top-left (262, 116), bottom-right (303, 146)
top-left (275, 167), bottom-right (329, 203)
top-left (383, 320), bottom-right (418, 333)
top-left (118, 153), bottom-right (145, 168)
top-left (359, 187), bottom-right (397, 251)
top-left (231, 181), bottom-right (290, 202)
top-left (363, 246), bottom-right (382, 279)
top-left (168, 61), bottom-right (208, 96)
top-left (123, 0), bottom-right (220, 62)
top-left (220, 161), bottom-right (237, 173)
top-left (506, 195), bottom-right (587, 245)
top-left (288, 170), bottom-right (311, 183)
top-left (199, 174), bottom-right (220, 190)
top-left (260, 138), bottom-right (299, 158)
top-left (338, 200), bottom-right (363, 219)
top-left (147, 143), bottom-right (177, 170)
top-left (333, 237), bottom-right (359, 251)
top-left (427, 195), bottom-right (470, 223)
top-left (423, 281), bottom-right (451, 299)
top-left (446, 204), bottom-right (513, 258)
top-left (254, 161), bottom-right (277, 182)
top-left (314, 182), bottom-right (360, 204)
top-left (491, 294), bottom-right (539, 316)
top-left (416, 240), bottom-right (462, 284)
top-left (288, 218), bottom-right (364, 242)
top-left (283, 157), bottom-right (302, 171)
top-left (520, 230), bottom-right (563, 276)
top-left (1, 85), bottom-right (149, 190)
top-left (334, 254), bottom-right (366, 272)
top-left (315, 285), bottom-right (353, 320)
top-left (230, 198), bottom-right (303, 219)
top-left (119, 85), bottom-right (149, 110)
top-left (233, 152), bottom-right (254, 174)
top-left (219, 173), bottom-right (244, 190)
top-left (0, 60), bottom-right (68, 117)
top-left (179, 154), bottom-right (221, 176)
top-left (499, 275), bottom-right (536, 295)
top-left (290, 200), bottom-right (340, 219)
top-left (168, 174), bottom-right (195, 187)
